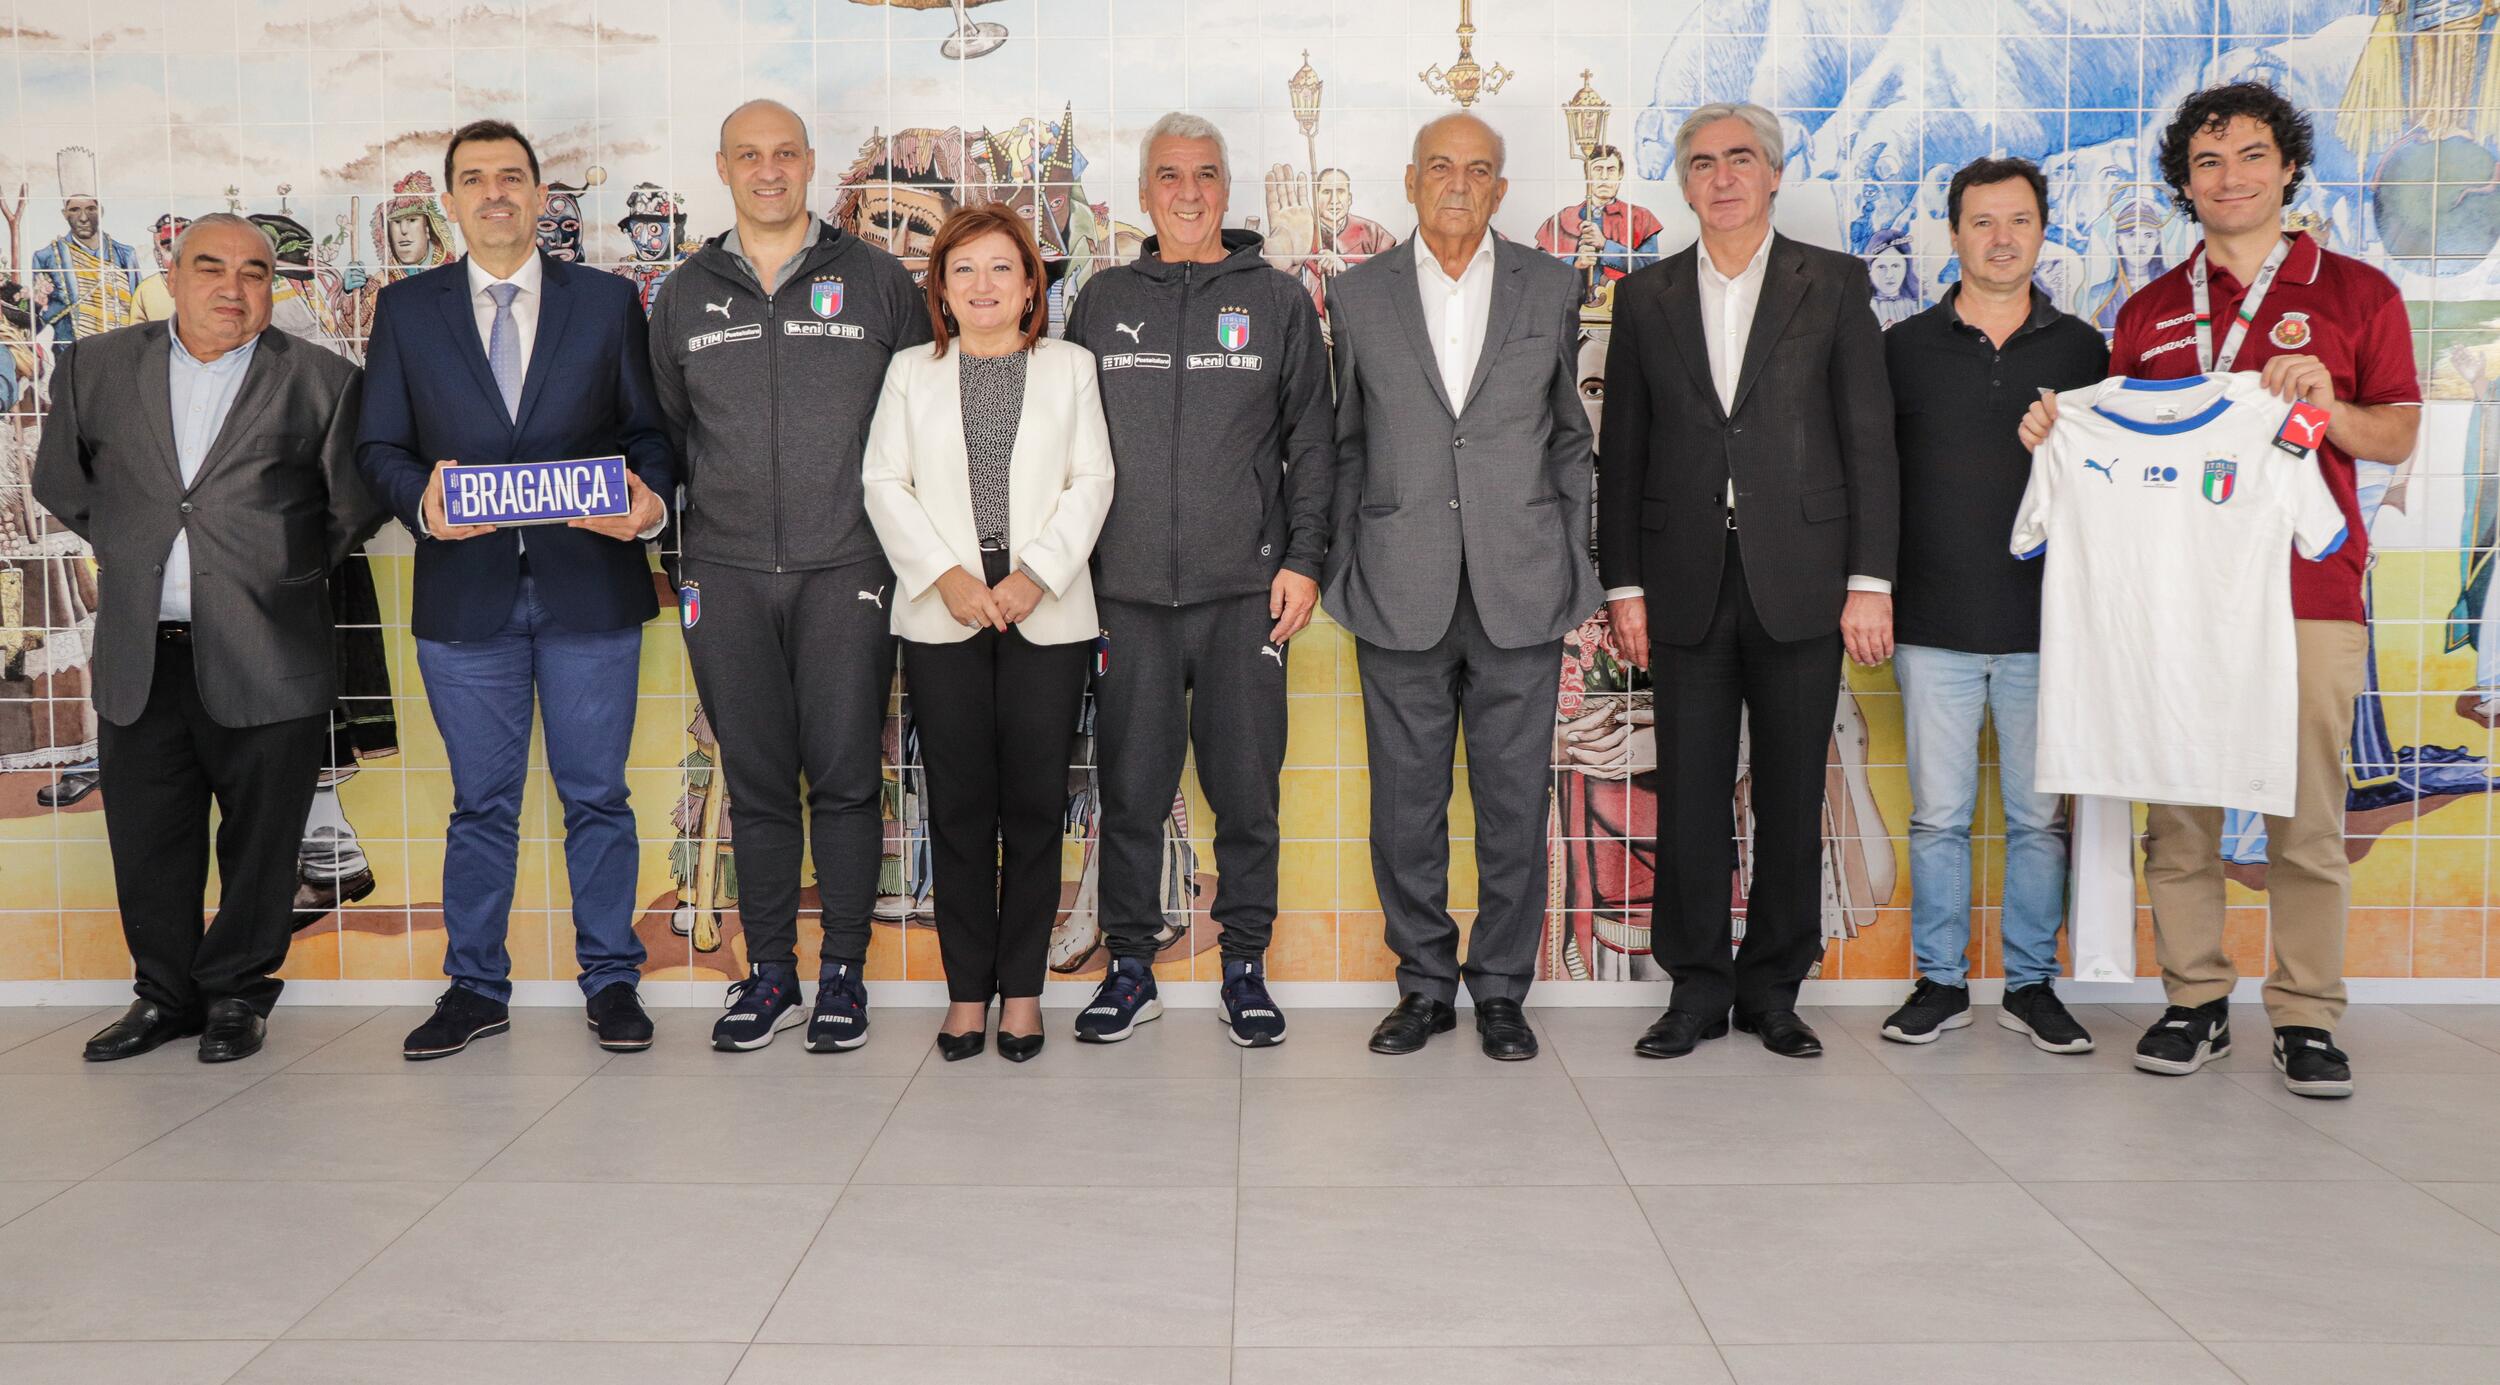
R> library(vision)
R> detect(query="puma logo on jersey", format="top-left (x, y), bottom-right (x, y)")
top-left (1113, 321), bottom-right (1144, 343)
top-left (858, 585), bottom-right (886, 608)
top-left (704, 298), bottom-right (732, 319)
top-left (1259, 643), bottom-right (1284, 666)
top-left (2282, 407), bottom-right (2327, 447)
top-left (2082, 457), bottom-right (2116, 482)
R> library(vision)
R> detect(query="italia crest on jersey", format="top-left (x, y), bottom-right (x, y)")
top-left (2202, 458), bottom-right (2237, 505)
top-left (811, 279), bottom-right (843, 319)
top-left (1216, 309), bottom-right (1250, 352)
top-left (678, 581), bottom-right (702, 630)
top-left (2268, 311), bottom-right (2311, 350)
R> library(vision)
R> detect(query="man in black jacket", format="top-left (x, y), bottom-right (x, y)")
top-left (1062, 111), bottom-right (1333, 1047)
top-left (648, 99), bottom-right (930, 1052)
top-left (1598, 101), bottom-right (1899, 1061)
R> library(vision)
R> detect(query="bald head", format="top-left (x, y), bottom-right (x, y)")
top-left (1411, 113), bottom-right (1505, 178)
top-left (1406, 112), bottom-right (1508, 252)
top-left (717, 99), bottom-right (816, 233)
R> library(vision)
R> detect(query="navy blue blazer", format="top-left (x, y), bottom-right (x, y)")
top-left (356, 254), bottom-right (678, 642)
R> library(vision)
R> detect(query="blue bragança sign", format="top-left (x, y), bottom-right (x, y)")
top-left (441, 456), bottom-right (632, 528)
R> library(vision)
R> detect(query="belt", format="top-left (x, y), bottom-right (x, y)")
top-left (978, 537), bottom-right (1009, 553)
top-left (157, 622), bottom-right (191, 642)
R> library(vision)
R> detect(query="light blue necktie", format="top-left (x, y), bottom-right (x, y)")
top-left (485, 281), bottom-right (523, 419)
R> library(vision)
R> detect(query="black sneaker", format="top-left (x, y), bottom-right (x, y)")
top-left (1878, 978), bottom-right (1971, 1045)
top-left (1218, 958), bottom-right (1287, 1047)
top-left (2134, 999), bottom-right (2231, 1076)
top-left (807, 961), bottom-right (870, 1052)
top-left (2274, 1026), bottom-right (2354, 1099)
top-left (712, 964), bottom-right (803, 1052)
top-left (403, 985), bottom-right (510, 1061)
top-left (586, 982), bottom-right (654, 1053)
top-left (1073, 956), bottom-right (1161, 1043)
top-left (2000, 982), bottom-right (2094, 1054)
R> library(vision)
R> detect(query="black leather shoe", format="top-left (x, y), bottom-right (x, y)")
top-left (997, 1030), bottom-right (1045, 1063)
top-left (1368, 994), bottom-right (1457, 1054)
top-left (1735, 1008), bottom-right (1823, 1058)
top-left (197, 998), bottom-right (266, 1063)
top-left (1474, 997), bottom-right (1538, 1061)
top-left (83, 999), bottom-right (201, 1062)
top-left (293, 866), bottom-right (377, 921)
top-left (1634, 1008), bottom-right (1730, 1059)
top-left (403, 986), bottom-right (511, 1060)
top-left (36, 769), bottom-right (99, 808)
top-left (586, 983), bottom-right (654, 1053)
top-left (936, 1029), bottom-right (987, 1062)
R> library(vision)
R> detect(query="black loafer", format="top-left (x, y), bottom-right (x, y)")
top-left (197, 998), bottom-right (266, 1063)
top-left (1368, 994), bottom-right (1457, 1054)
top-left (404, 986), bottom-right (511, 1060)
top-left (1634, 1008), bottom-right (1730, 1059)
top-left (586, 983), bottom-right (654, 1053)
top-left (83, 999), bottom-right (201, 1062)
top-left (1473, 997), bottom-right (1538, 1061)
top-left (36, 769), bottom-right (98, 808)
top-left (1735, 1008), bottom-right (1823, 1058)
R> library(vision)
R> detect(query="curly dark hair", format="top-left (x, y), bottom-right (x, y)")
top-left (2156, 81), bottom-right (2313, 222)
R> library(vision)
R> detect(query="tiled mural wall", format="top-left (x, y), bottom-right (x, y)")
top-left (1, 0), bottom-right (2495, 991)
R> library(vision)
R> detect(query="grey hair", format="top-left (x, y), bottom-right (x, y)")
top-left (1410, 112), bottom-right (1506, 177)
top-left (168, 212), bottom-right (277, 266)
top-left (1671, 102), bottom-right (1784, 182)
top-left (719, 98), bottom-right (811, 152)
top-left (1137, 111), bottom-right (1231, 191)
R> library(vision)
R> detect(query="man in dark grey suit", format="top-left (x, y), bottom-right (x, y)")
top-left (1325, 113), bottom-right (1601, 1060)
top-left (1598, 102), bottom-right (1899, 1061)
top-left (34, 214), bottom-right (379, 1063)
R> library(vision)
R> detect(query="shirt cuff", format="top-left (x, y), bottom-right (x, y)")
top-left (1846, 575), bottom-right (1891, 595)
top-left (1018, 562), bottom-right (1058, 597)
top-left (636, 510), bottom-right (669, 542)
top-left (1603, 586), bottom-right (1644, 602)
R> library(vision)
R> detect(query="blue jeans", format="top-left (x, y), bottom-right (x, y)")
top-left (415, 575), bottom-right (646, 1002)
top-left (1894, 644), bottom-right (2067, 989)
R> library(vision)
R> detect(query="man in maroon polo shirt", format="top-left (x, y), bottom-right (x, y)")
top-left (2024, 81), bottom-right (2420, 1099)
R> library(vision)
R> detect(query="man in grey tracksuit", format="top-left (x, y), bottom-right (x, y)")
top-left (1063, 112), bottom-right (1333, 1047)
top-left (648, 100), bottom-right (930, 1052)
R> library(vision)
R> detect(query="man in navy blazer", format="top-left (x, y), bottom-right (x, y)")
top-left (357, 119), bottom-right (677, 1059)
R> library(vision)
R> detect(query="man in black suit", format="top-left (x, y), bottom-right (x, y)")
top-left (1597, 101), bottom-right (1898, 1060)
top-left (33, 214), bottom-right (380, 1062)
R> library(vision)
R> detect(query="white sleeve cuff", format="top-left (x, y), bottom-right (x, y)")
top-left (1846, 575), bottom-right (1892, 595)
top-left (1604, 586), bottom-right (1644, 602)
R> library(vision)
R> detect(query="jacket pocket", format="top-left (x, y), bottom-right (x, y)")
top-left (1801, 483), bottom-right (1850, 523)
top-left (276, 567), bottom-right (328, 586)
top-left (1359, 503), bottom-right (1400, 519)
top-left (1640, 497), bottom-right (1671, 531)
top-left (1525, 493), bottom-right (1564, 508)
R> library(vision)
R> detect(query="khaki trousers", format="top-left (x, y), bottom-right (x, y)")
top-left (2141, 619), bottom-right (2369, 1031)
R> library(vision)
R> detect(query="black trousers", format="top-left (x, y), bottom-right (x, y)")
top-left (900, 563), bottom-right (1089, 1003)
top-left (96, 630), bottom-right (326, 1017)
top-left (1654, 543), bottom-right (1844, 1017)
top-left (681, 554), bottom-right (895, 972)
top-left (1093, 592), bottom-right (1288, 964)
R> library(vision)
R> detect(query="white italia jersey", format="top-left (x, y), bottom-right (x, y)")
top-left (2010, 372), bottom-right (2346, 817)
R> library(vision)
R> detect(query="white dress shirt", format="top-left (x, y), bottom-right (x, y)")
top-left (1414, 228), bottom-right (1498, 408)
top-left (462, 254), bottom-right (663, 540)
top-left (1607, 229), bottom-right (1885, 603)
top-left (160, 326), bottom-right (261, 620)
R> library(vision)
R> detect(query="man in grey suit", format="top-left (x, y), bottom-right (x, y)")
top-left (1598, 102), bottom-right (1899, 1062)
top-left (34, 213), bottom-right (379, 1064)
top-left (1325, 113), bottom-right (1601, 1060)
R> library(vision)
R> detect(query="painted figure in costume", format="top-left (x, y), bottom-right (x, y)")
top-left (668, 707), bottom-right (736, 954)
top-left (615, 182), bottom-right (688, 313)
top-left (1866, 230), bottom-right (1920, 329)
top-left (536, 169), bottom-right (604, 264)
top-left (1261, 166), bottom-right (1397, 330)
top-left (2338, 0), bottom-right (2500, 160)
top-left (31, 148), bottom-right (142, 344)
top-left (832, 127), bottom-right (972, 275)
top-left (134, 215), bottom-right (186, 322)
top-left (247, 211), bottom-right (347, 353)
top-left (1535, 144), bottom-right (1665, 312)
top-left (329, 171), bottom-right (455, 349)
top-left (2450, 339), bottom-right (2500, 729)
top-left (2084, 194), bottom-right (2169, 331)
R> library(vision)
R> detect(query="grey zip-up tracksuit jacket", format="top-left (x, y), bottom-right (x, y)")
top-left (1063, 230), bottom-right (1333, 606)
top-left (648, 219), bottom-right (929, 572)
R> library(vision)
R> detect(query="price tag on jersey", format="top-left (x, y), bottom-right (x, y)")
top-left (441, 456), bottom-right (632, 528)
top-left (2272, 402), bottom-right (2331, 456)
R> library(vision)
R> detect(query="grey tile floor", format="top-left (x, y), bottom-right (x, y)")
top-left (3, 1000), bottom-right (2499, 1383)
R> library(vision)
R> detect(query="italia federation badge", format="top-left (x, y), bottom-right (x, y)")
top-left (2202, 458), bottom-right (2237, 505)
top-left (811, 278), bottom-right (844, 319)
top-left (1216, 308), bottom-right (1250, 352)
top-left (678, 580), bottom-right (701, 630)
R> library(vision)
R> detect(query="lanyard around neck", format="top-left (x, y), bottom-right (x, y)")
top-left (2188, 235), bottom-right (2291, 375)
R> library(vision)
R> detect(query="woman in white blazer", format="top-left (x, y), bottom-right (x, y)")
top-left (862, 204), bottom-right (1114, 1063)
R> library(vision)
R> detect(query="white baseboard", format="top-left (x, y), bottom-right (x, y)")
top-left (5, 976), bottom-right (2498, 1008)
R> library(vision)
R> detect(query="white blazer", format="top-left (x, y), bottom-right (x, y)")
top-left (862, 335), bottom-right (1116, 646)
